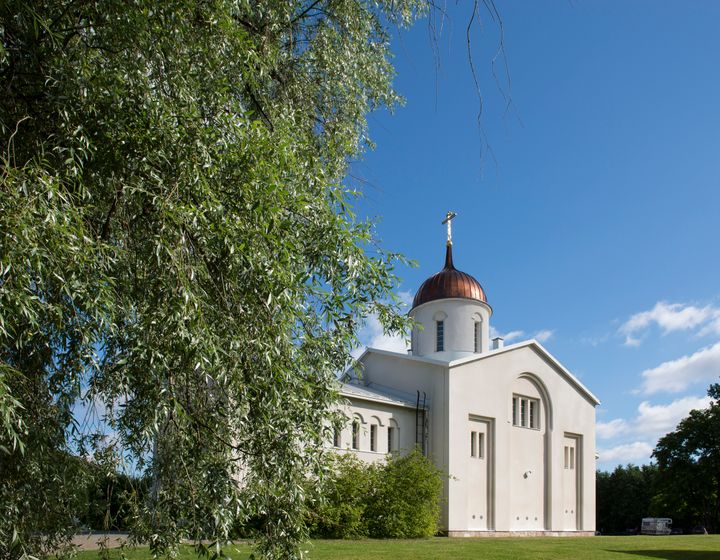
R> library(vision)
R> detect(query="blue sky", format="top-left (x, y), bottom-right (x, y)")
top-left (351, 1), bottom-right (720, 470)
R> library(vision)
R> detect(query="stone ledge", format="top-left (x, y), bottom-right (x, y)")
top-left (444, 530), bottom-right (595, 538)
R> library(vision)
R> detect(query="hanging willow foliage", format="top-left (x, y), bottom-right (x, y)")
top-left (0, 1), bottom-right (428, 558)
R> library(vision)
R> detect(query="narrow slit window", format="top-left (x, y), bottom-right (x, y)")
top-left (387, 426), bottom-right (395, 452)
top-left (370, 424), bottom-right (377, 452)
top-left (564, 446), bottom-right (569, 469)
top-left (352, 420), bottom-right (360, 450)
top-left (520, 398), bottom-right (528, 427)
top-left (333, 427), bottom-right (341, 448)
top-left (436, 321), bottom-right (444, 352)
top-left (474, 322), bottom-right (480, 353)
top-left (512, 397), bottom-right (518, 426)
top-left (570, 446), bottom-right (575, 470)
top-left (529, 400), bottom-right (536, 429)
top-left (470, 431), bottom-right (477, 457)
top-left (478, 433), bottom-right (485, 459)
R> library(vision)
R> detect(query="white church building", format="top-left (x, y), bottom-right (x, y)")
top-left (334, 214), bottom-right (599, 536)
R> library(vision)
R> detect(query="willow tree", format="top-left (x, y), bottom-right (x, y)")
top-left (0, 1), bottom-right (425, 558)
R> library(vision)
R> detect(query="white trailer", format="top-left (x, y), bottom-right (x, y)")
top-left (641, 518), bottom-right (672, 535)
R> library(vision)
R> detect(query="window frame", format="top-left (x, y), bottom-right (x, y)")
top-left (512, 394), bottom-right (540, 430)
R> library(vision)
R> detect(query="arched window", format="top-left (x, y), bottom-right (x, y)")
top-left (369, 416), bottom-right (383, 452)
top-left (387, 418), bottom-right (400, 453)
top-left (352, 419), bottom-right (360, 450)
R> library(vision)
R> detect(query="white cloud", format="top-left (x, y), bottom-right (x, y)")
top-left (396, 290), bottom-right (414, 307)
top-left (624, 335), bottom-right (642, 347)
top-left (534, 329), bottom-right (554, 343)
top-left (639, 342), bottom-right (720, 395)
top-left (598, 441), bottom-right (654, 464)
top-left (502, 330), bottom-right (525, 343)
top-left (619, 301), bottom-right (720, 346)
top-left (488, 327), bottom-right (554, 344)
top-left (596, 418), bottom-right (629, 440)
top-left (633, 396), bottom-right (712, 437)
top-left (490, 326), bottom-right (524, 343)
top-left (595, 395), bottom-right (712, 467)
top-left (352, 312), bottom-right (409, 358)
top-left (350, 292), bottom-right (413, 359)
top-left (699, 314), bottom-right (720, 338)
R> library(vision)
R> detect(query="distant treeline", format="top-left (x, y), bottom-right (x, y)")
top-left (596, 464), bottom-right (716, 534)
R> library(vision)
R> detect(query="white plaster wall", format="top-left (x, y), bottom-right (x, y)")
top-left (332, 399), bottom-right (416, 464)
top-left (508, 377), bottom-right (545, 530)
top-left (445, 345), bottom-right (596, 533)
top-left (410, 298), bottom-right (491, 357)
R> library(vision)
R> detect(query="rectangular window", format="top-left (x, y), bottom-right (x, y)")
top-left (333, 427), bottom-right (341, 448)
top-left (387, 427), bottom-right (395, 452)
top-left (436, 321), bottom-right (444, 352)
top-left (470, 431), bottom-right (477, 457)
top-left (513, 395), bottom-right (540, 429)
top-left (478, 432), bottom-right (485, 459)
top-left (370, 424), bottom-right (377, 452)
top-left (570, 446), bottom-right (575, 470)
top-left (474, 322), bottom-right (480, 353)
top-left (352, 421), bottom-right (359, 450)
top-left (564, 446), bottom-right (569, 469)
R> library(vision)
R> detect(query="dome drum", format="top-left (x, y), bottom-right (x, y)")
top-left (410, 242), bottom-right (491, 357)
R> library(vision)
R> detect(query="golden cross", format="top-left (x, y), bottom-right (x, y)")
top-left (441, 211), bottom-right (457, 245)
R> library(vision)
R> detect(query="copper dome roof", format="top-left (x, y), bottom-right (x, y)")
top-left (411, 244), bottom-right (487, 309)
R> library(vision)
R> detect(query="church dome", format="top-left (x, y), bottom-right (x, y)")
top-left (411, 244), bottom-right (487, 309)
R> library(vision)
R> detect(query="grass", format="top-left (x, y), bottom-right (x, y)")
top-left (74, 535), bottom-right (720, 560)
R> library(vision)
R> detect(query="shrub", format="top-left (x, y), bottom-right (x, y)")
top-left (365, 448), bottom-right (443, 538)
top-left (307, 454), bottom-right (378, 538)
top-left (307, 448), bottom-right (443, 539)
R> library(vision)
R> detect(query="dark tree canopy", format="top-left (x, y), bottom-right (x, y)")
top-left (0, 1), bottom-right (428, 558)
top-left (652, 382), bottom-right (720, 533)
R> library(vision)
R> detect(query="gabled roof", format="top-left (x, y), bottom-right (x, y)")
top-left (352, 340), bottom-right (600, 406)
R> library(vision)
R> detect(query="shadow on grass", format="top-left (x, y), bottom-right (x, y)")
top-left (607, 551), bottom-right (720, 560)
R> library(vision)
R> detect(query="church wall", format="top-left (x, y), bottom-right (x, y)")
top-left (357, 351), bottom-right (451, 529)
top-left (344, 342), bottom-right (596, 535)
top-left (332, 398), bottom-right (416, 464)
top-left (446, 345), bottom-right (596, 534)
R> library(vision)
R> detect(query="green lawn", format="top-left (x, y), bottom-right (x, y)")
top-left (75, 535), bottom-right (720, 560)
